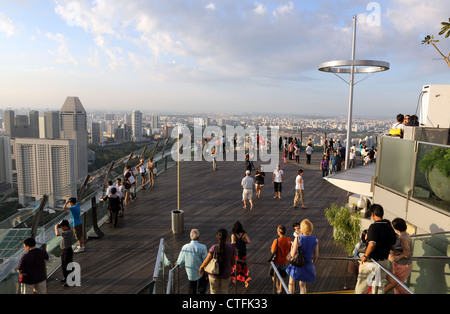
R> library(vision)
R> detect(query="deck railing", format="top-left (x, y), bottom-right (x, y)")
top-left (0, 138), bottom-right (178, 294)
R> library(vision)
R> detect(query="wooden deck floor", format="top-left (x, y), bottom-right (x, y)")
top-left (47, 150), bottom-right (356, 294)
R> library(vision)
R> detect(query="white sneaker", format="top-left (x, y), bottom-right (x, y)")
top-left (74, 247), bottom-right (85, 253)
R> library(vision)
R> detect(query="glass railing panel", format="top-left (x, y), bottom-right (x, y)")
top-left (378, 137), bottom-right (415, 195)
top-left (412, 143), bottom-right (450, 214)
top-left (408, 233), bottom-right (450, 294)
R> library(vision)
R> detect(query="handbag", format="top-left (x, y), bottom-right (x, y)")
top-left (287, 237), bottom-right (305, 267)
top-left (205, 247), bottom-right (220, 275)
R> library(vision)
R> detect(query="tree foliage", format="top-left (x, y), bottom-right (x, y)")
top-left (422, 18), bottom-right (450, 68)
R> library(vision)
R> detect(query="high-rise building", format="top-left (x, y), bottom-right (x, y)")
top-left (4, 110), bottom-right (15, 137)
top-left (151, 115), bottom-right (159, 129)
top-left (28, 110), bottom-right (40, 138)
top-left (4, 110), bottom-right (40, 138)
top-left (59, 96), bottom-right (88, 180)
top-left (0, 135), bottom-right (13, 188)
top-left (44, 111), bottom-right (60, 139)
top-left (15, 138), bottom-right (76, 205)
top-left (132, 110), bottom-right (143, 142)
top-left (91, 122), bottom-right (103, 145)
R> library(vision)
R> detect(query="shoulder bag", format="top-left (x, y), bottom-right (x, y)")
top-left (287, 237), bottom-right (305, 267)
top-left (268, 239), bottom-right (278, 262)
top-left (205, 247), bottom-right (220, 275)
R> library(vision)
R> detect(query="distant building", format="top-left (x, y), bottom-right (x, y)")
top-left (114, 124), bottom-right (131, 142)
top-left (4, 109), bottom-right (40, 139)
top-left (151, 115), bottom-right (159, 129)
top-left (44, 111), bottom-right (60, 139)
top-left (91, 122), bottom-right (103, 145)
top-left (0, 135), bottom-right (13, 188)
top-left (132, 110), bottom-right (143, 142)
top-left (59, 96), bottom-right (88, 180)
top-left (15, 138), bottom-right (76, 205)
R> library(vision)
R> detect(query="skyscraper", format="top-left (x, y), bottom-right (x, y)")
top-left (59, 96), bottom-right (88, 180)
top-left (131, 110), bottom-right (143, 142)
top-left (44, 111), bottom-right (60, 139)
top-left (0, 136), bottom-right (13, 188)
top-left (91, 122), bottom-right (103, 145)
top-left (15, 138), bottom-right (76, 205)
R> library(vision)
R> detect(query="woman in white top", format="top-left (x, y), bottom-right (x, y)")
top-left (293, 169), bottom-right (307, 209)
top-left (136, 158), bottom-right (148, 189)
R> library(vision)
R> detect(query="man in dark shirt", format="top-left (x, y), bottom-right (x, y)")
top-left (55, 220), bottom-right (74, 287)
top-left (17, 237), bottom-right (49, 294)
top-left (354, 204), bottom-right (396, 294)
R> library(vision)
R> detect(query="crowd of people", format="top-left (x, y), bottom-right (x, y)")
top-left (175, 218), bottom-right (318, 295)
top-left (17, 155), bottom-right (159, 294)
top-left (174, 203), bottom-right (413, 295)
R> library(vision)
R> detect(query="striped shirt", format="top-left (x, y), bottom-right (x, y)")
top-left (17, 248), bottom-right (49, 284)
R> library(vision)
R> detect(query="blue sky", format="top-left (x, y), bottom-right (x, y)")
top-left (0, 0), bottom-right (449, 118)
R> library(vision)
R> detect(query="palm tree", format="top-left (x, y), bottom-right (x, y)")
top-left (422, 18), bottom-right (450, 68)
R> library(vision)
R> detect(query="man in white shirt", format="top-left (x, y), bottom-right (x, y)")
top-left (272, 165), bottom-right (284, 199)
top-left (241, 170), bottom-right (255, 210)
top-left (305, 145), bottom-right (313, 164)
top-left (349, 145), bottom-right (356, 168)
top-left (293, 169), bottom-right (307, 209)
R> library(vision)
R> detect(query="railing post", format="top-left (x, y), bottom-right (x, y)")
top-left (30, 195), bottom-right (49, 240)
top-left (90, 196), bottom-right (104, 239)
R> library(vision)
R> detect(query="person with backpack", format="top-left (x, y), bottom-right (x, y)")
top-left (231, 221), bottom-right (251, 288)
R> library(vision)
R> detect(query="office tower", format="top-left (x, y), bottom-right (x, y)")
top-left (15, 138), bottom-right (76, 205)
top-left (151, 115), bottom-right (159, 129)
top-left (28, 110), bottom-right (39, 138)
top-left (131, 110), bottom-right (143, 142)
top-left (39, 117), bottom-right (46, 138)
top-left (4, 110), bottom-right (40, 139)
top-left (44, 111), bottom-right (60, 139)
top-left (4, 110), bottom-right (15, 137)
top-left (124, 113), bottom-right (132, 125)
top-left (114, 124), bottom-right (131, 142)
top-left (59, 96), bottom-right (88, 180)
top-left (0, 136), bottom-right (13, 188)
top-left (91, 122), bottom-right (103, 145)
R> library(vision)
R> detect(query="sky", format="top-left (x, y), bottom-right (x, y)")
top-left (0, 0), bottom-right (449, 118)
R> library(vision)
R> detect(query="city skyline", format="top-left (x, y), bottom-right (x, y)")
top-left (0, 1), bottom-right (449, 118)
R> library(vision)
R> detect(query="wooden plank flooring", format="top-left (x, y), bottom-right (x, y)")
top-left (47, 150), bottom-right (356, 294)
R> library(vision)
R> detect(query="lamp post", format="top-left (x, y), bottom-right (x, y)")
top-left (318, 15), bottom-right (389, 170)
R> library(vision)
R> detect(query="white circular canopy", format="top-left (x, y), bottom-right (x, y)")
top-left (318, 60), bottom-right (390, 74)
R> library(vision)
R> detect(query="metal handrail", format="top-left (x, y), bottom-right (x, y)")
top-left (270, 261), bottom-right (290, 294)
top-left (166, 264), bottom-right (180, 294)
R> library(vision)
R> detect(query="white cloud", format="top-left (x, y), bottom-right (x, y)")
top-left (253, 2), bottom-right (267, 15)
top-left (45, 32), bottom-right (78, 66)
top-left (273, 1), bottom-right (295, 18)
top-left (0, 12), bottom-right (17, 37)
top-left (205, 3), bottom-right (215, 11)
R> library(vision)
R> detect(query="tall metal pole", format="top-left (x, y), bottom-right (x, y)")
top-left (177, 131), bottom-right (180, 210)
top-left (345, 15), bottom-right (357, 170)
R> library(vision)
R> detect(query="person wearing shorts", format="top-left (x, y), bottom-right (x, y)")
top-left (272, 165), bottom-right (284, 199)
top-left (64, 197), bottom-right (85, 253)
top-left (241, 170), bottom-right (254, 210)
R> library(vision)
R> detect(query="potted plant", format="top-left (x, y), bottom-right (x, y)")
top-left (418, 146), bottom-right (450, 202)
top-left (325, 203), bottom-right (361, 255)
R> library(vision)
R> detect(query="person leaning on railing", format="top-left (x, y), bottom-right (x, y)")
top-left (385, 218), bottom-right (413, 294)
top-left (354, 204), bottom-right (397, 294)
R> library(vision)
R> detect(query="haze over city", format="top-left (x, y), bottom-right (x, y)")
top-left (1, 0), bottom-right (449, 118)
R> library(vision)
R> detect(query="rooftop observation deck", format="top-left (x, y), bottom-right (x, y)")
top-left (47, 150), bottom-right (355, 294)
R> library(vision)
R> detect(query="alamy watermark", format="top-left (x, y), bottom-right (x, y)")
top-left (170, 119), bottom-right (280, 173)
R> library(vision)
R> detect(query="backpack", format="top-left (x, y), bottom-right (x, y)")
top-left (234, 233), bottom-right (247, 257)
